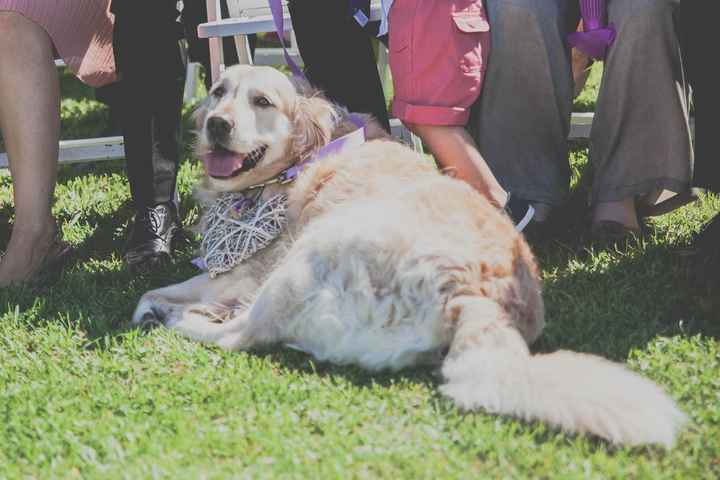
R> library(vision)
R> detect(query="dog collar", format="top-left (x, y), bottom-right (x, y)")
top-left (243, 114), bottom-right (367, 191)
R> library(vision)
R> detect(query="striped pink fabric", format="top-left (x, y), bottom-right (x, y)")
top-left (0, 0), bottom-right (116, 86)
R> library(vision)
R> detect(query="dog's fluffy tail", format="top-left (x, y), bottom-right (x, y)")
top-left (440, 298), bottom-right (687, 447)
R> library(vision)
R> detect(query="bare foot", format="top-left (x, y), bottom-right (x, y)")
top-left (0, 219), bottom-right (58, 287)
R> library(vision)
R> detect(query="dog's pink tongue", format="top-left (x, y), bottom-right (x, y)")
top-left (203, 150), bottom-right (247, 177)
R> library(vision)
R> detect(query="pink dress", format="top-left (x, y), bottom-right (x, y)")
top-left (0, 0), bottom-right (116, 87)
top-left (389, 0), bottom-right (490, 126)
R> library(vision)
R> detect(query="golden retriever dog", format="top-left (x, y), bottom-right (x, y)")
top-left (133, 65), bottom-right (686, 447)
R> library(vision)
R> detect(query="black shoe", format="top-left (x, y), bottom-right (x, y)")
top-left (504, 193), bottom-right (535, 233)
top-left (124, 202), bottom-right (180, 270)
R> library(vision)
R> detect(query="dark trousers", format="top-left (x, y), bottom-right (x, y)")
top-left (288, 0), bottom-right (390, 132)
top-left (108, 1), bottom-right (253, 208)
top-left (111, 0), bottom-right (184, 209)
top-left (680, 1), bottom-right (720, 193)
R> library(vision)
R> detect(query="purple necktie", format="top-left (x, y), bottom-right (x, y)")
top-left (568, 0), bottom-right (616, 60)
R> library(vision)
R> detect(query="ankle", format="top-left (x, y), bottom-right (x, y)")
top-left (0, 221), bottom-right (59, 286)
top-left (592, 200), bottom-right (640, 230)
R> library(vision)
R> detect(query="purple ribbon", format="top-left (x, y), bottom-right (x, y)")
top-left (269, 0), bottom-right (304, 77)
top-left (232, 194), bottom-right (256, 214)
top-left (568, 0), bottom-right (616, 60)
top-left (191, 256), bottom-right (208, 271)
top-left (279, 114), bottom-right (367, 183)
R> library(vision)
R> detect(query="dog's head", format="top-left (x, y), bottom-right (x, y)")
top-left (194, 65), bottom-right (339, 193)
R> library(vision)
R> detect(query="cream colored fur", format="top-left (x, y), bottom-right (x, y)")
top-left (133, 65), bottom-right (687, 447)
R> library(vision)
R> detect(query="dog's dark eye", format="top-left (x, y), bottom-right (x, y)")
top-left (212, 86), bottom-right (226, 99)
top-left (253, 96), bottom-right (273, 108)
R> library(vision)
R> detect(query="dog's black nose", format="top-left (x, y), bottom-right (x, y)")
top-left (206, 115), bottom-right (234, 141)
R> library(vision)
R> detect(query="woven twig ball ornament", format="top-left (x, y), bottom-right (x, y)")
top-left (199, 191), bottom-right (288, 278)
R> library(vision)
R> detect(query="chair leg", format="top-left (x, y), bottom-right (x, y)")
top-left (206, 0), bottom-right (224, 83)
top-left (233, 35), bottom-right (253, 65)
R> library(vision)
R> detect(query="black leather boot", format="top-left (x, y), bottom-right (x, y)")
top-left (124, 202), bottom-right (180, 269)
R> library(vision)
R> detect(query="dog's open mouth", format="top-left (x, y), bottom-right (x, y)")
top-left (203, 145), bottom-right (268, 179)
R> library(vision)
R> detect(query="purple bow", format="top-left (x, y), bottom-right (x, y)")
top-left (568, 0), bottom-right (616, 60)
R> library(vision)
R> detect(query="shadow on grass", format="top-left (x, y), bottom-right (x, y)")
top-left (245, 347), bottom-right (439, 390)
top-left (533, 236), bottom-right (719, 361)
top-left (2, 182), bottom-right (712, 456)
top-left (514, 162), bottom-right (720, 359)
top-left (3, 201), bottom-right (717, 353)
top-left (2, 157), bottom-right (717, 391)
top-left (0, 164), bottom-right (201, 340)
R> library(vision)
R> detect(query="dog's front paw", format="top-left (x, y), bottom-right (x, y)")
top-left (132, 296), bottom-right (168, 330)
top-left (138, 310), bottom-right (165, 331)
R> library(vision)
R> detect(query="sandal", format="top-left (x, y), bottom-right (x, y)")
top-left (40, 229), bottom-right (73, 273)
top-left (0, 223), bottom-right (73, 287)
top-left (637, 188), bottom-right (701, 218)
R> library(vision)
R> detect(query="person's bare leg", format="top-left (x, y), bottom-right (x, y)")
top-left (407, 124), bottom-right (508, 208)
top-left (0, 12), bottom-right (60, 286)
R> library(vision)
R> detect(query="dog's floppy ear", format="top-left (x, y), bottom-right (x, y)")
top-left (291, 92), bottom-right (338, 161)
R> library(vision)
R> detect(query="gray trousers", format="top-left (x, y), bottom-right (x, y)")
top-left (470, 0), bottom-right (692, 206)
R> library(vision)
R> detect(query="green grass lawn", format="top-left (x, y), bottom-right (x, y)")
top-left (0, 67), bottom-right (718, 479)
